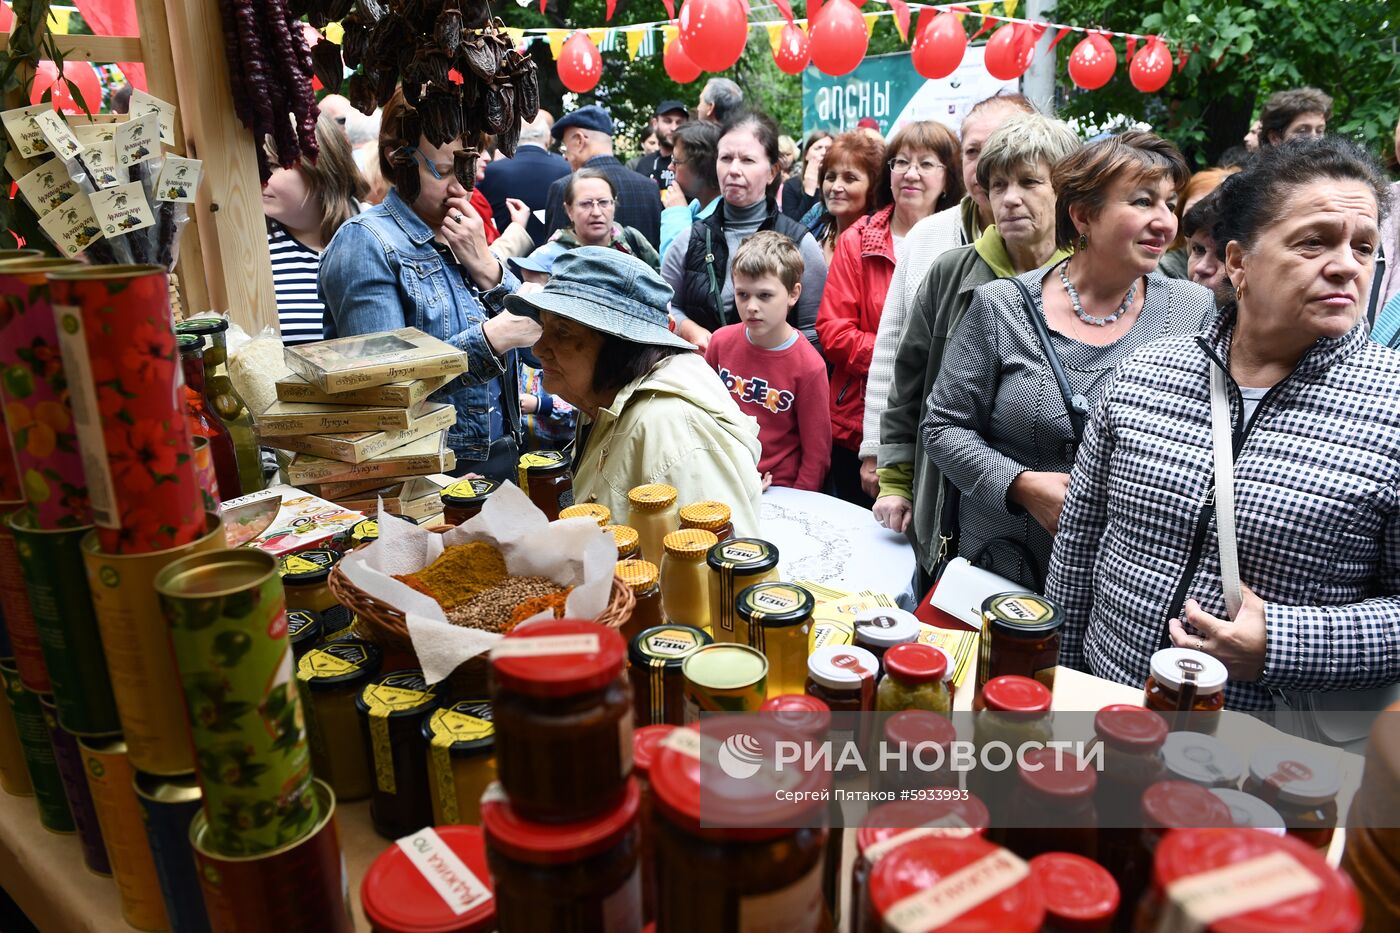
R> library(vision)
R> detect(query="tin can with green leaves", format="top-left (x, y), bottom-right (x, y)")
top-left (0, 672), bottom-right (32, 796)
top-left (155, 549), bottom-right (318, 857)
top-left (1, 659), bottom-right (71, 831)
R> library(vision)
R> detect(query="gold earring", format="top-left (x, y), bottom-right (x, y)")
top-left (1078, 232), bottom-right (1088, 251)
top-left (1236, 279), bottom-right (1247, 301)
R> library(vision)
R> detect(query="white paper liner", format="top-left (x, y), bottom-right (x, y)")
top-left (337, 481), bottom-right (615, 683)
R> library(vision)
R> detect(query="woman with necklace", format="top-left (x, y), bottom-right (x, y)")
top-left (919, 131), bottom-right (1214, 590)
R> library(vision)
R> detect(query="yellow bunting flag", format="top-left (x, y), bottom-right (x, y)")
top-left (547, 29), bottom-right (568, 59)
top-left (627, 28), bottom-right (647, 59)
top-left (325, 21), bottom-right (345, 43)
top-left (977, 2), bottom-right (995, 17)
top-left (586, 28), bottom-right (607, 47)
top-left (863, 12), bottom-right (879, 36)
top-left (505, 27), bottom-right (525, 46)
top-left (663, 24), bottom-right (679, 51)
top-left (766, 23), bottom-right (785, 54)
top-left (47, 9), bottom-right (71, 34)
top-left (1004, 0), bottom-right (1019, 16)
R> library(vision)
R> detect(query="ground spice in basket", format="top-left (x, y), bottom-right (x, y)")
top-left (395, 541), bottom-right (508, 610)
top-left (447, 575), bottom-right (567, 633)
top-left (509, 590), bottom-right (573, 627)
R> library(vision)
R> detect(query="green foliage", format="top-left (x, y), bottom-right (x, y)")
top-left (1051, 0), bottom-right (1399, 167)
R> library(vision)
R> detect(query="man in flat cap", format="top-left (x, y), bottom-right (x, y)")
top-left (543, 104), bottom-right (661, 249)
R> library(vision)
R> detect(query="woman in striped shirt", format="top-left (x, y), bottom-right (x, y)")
top-left (263, 111), bottom-right (367, 345)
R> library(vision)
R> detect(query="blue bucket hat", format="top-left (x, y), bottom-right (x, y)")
top-left (505, 246), bottom-right (693, 350)
top-left (507, 242), bottom-right (568, 278)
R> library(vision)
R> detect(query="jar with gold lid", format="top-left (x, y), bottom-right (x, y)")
top-left (559, 503), bottom-right (611, 527)
top-left (604, 524), bottom-right (641, 561)
top-left (660, 529), bottom-right (718, 633)
top-left (628, 484), bottom-right (679, 566)
top-left (678, 501), bottom-right (734, 542)
top-left (618, 559), bottom-right (662, 647)
top-left (706, 538), bottom-right (781, 643)
top-left (517, 450), bottom-right (573, 521)
top-left (441, 477), bottom-right (498, 526)
top-left (736, 581), bottom-right (815, 698)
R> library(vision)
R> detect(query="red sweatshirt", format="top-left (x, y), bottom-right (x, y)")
top-left (705, 324), bottom-right (832, 491)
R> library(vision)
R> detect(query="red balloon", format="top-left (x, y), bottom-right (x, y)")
top-left (1067, 32), bottom-right (1116, 90)
top-left (809, 0), bottom-right (867, 77)
top-left (557, 32), bottom-right (603, 94)
top-left (912, 11), bottom-right (966, 80)
top-left (30, 60), bottom-right (102, 115)
top-left (983, 22), bottom-right (1035, 81)
top-left (665, 37), bottom-right (703, 84)
top-left (1129, 36), bottom-right (1172, 93)
top-left (773, 22), bottom-right (810, 75)
top-left (678, 0), bottom-right (749, 73)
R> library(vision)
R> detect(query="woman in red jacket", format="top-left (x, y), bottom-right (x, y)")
top-left (816, 121), bottom-right (962, 506)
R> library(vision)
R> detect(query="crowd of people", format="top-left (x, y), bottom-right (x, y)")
top-left (268, 77), bottom-right (1400, 716)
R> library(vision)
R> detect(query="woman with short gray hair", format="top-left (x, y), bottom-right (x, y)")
top-left (521, 167), bottom-right (660, 272)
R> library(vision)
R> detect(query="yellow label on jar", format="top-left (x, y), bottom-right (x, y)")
top-left (988, 594), bottom-right (1053, 624)
top-left (443, 478), bottom-right (495, 500)
top-left (297, 642), bottom-right (371, 681)
top-left (747, 585), bottom-right (804, 612)
top-left (517, 451), bottom-right (565, 491)
top-left (352, 519), bottom-right (378, 541)
top-left (370, 714), bottom-right (395, 794)
top-left (280, 554), bottom-right (329, 577)
top-left (641, 627), bottom-right (703, 658)
top-left (429, 742), bottom-right (459, 823)
top-left (362, 684), bottom-right (434, 712)
top-left (428, 707), bottom-right (494, 744)
top-left (718, 541), bottom-right (766, 564)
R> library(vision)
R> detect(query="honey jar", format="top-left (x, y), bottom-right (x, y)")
top-left (1162, 730), bottom-right (1244, 789)
top-left (736, 581), bottom-right (815, 698)
top-left (297, 639), bottom-right (383, 801)
top-left (423, 699), bottom-right (496, 826)
top-left (660, 529), bottom-right (719, 633)
top-left (1028, 852), bottom-right (1118, 933)
top-left (618, 559), bottom-right (662, 648)
top-left (356, 669), bottom-right (445, 838)
top-left (629, 624), bottom-right (712, 727)
top-left (678, 500), bottom-right (734, 542)
top-left (706, 538), bottom-right (780, 643)
top-left (604, 524), bottom-right (642, 561)
top-left (866, 838), bottom-right (1044, 932)
top-left (627, 484), bottom-right (679, 567)
top-left (278, 548), bottom-right (351, 633)
top-left (559, 503), bottom-right (611, 527)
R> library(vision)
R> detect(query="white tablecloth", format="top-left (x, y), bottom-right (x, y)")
top-left (761, 486), bottom-right (919, 609)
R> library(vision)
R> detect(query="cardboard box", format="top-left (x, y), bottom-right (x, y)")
top-left (268, 402), bottom-right (454, 463)
top-left (283, 326), bottom-right (467, 393)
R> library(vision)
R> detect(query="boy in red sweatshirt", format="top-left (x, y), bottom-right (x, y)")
top-left (704, 231), bottom-right (831, 491)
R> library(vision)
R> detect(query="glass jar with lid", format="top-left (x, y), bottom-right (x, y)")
top-left (1143, 646), bottom-right (1227, 733)
top-left (628, 484), bottom-right (679, 566)
top-left (1244, 744), bottom-right (1342, 850)
top-left (617, 559), bottom-right (662, 647)
top-left (287, 609), bottom-right (322, 660)
top-left (1090, 704), bottom-right (1167, 826)
top-left (175, 317), bottom-right (264, 496)
top-left (603, 524), bottom-right (641, 561)
top-left (736, 581), bottom-right (815, 698)
top-left (1028, 852), bottom-right (1119, 933)
top-left (852, 607), bottom-right (921, 666)
top-left (877, 709), bottom-right (959, 794)
top-left (633, 724), bottom-right (675, 926)
top-left (1116, 781), bottom-right (1233, 926)
top-left (177, 334), bottom-right (241, 498)
top-left (559, 503), bottom-right (611, 527)
top-left (974, 592), bottom-right (1064, 708)
top-left (1004, 749), bottom-right (1098, 861)
top-left (876, 643), bottom-right (950, 714)
top-left (1210, 788), bottom-right (1287, 836)
top-left (759, 693), bottom-right (831, 744)
top-left (356, 669), bottom-right (445, 838)
top-left (490, 619), bottom-right (633, 823)
top-left (867, 837), bottom-right (1044, 933)
top-left (660, 529), bottom-right (719, 633)
top-left (517, 451), bottom-right (574, 520)
top-left (423, 699), bottom-right (496, 826)
top-left (1162, 730), bottom-right (1244, 789)
top-left (629, 624), bottom-right (711, 727)
top-left (971, 675), bottom-right (1053, 808)
top-left (678, 500), bottom-right (734, 542)
top-left (806, 644), bottom-right (879, 752)
top-left (361, 823), bottom-right (497, 933)
top-left (297, 639), bottom-right (382, 802)
top-left (278, 548), bottom-right (351, 632)
top-left (441, 477), bottom-right (497, 526)
top-left (680, 643), bottom-right (769, 721)
top-left (707, 538), bottom-right (781, 643)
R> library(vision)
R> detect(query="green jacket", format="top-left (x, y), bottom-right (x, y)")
top-left (551, 224), bottom-right (661, 271)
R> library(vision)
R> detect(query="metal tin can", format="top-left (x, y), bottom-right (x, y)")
top-left (9, 513), bottom-right (119, 734)
top-left (706, 538), bottom-right (781, 642)
top-left (2, 660), bottom-right (69, 828)
top-left (0, 671), bottom-right (33, 796)
top-left (38, 695), bottom-right (110, 874)
top-left (681, 643), bottom-right (769, 722)
top-left (278, 548), bottom-right (351, 632)
top-left (0, 398), bottom-right (19, 501)
top-left (155, 548), bottom-right (318, 856)
top-left (737, 581), bottom-right (816, 699)
top-left (81, 735), bottom-right (171, 931)
top-left (191, 436), bottom-right (221, 512)
top-left (424, 699), bottom-right (496, 826)
top-left (356, 669), bottom-right (444, 839)
top-left (0, 249), bottom-right (41, 261)
top-left (287, 609), bottom-right (322, 661)
top-left (135, 771), bottom-right (213, 933)
top-left (297, 639), bottom-right (382, 802)
top-left (629, 624), bottom-right (712, 727)
top-left (0, 502), bottom-right (45, 691)
top-left (82, 513), bottom-right (225, 775)
top-left (48, 264), bottom-right (205, 554)
top-left (0, 257), bottom-right (89, 529)
top-left (190, 778), bottom-right (353, 933)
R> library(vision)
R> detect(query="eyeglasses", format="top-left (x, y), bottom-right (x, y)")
top-left (888, 157), bottom-right (945, 176)
top-left (573, 198), bottom-right (615, 212)
top-left (406, 146), bottom-right (455, 181)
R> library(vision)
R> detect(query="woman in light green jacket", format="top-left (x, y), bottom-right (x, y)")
top-left (502, 246), bottom-right (764, 535)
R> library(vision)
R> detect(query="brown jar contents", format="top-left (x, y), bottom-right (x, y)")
top-left (356, 669), bottom-right (445, 838)
top-left (1244, 744), bottom-right (1341, 850)
top-left (617, 559), bottom-right (662, 649)
top-left (679, 500), bottom-right (734, 542)
top-left (1002, 749), bottom-right (1098, 861)
top-left (604, 525), bottom-right (641, 561)
top-left (560, 503), bottom-right (611, 527)
top-left (440, 477), bottom-right (498, 526)
top-left (1090, 704), bottom-right (1168, 873)
top-left (517, 450), bottom-right (574, 521)
top-left (628, 624), bottom-right (712, 727)
top-left (974, 592), bottom-right (1064, 710)
top-left (1142, 647), bottom-right (1227, 733)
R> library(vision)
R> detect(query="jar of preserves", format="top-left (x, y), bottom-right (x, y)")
top-left (490, 619), bottom-right (633, 823)
top-left (681, 643), bottom-right (768, 721)
top-left (1027, 852), bottom-right (1118, 933)
top-left (628, 484), bottom-right (679, 567)
top-left (971, 675), bottom-right (1053, 808)
top-left (1115, 781), bottom-right (1233, 926)
top-left (852, 607), bottom-right (921, 666)
top-left (617, 559), bottom-right (662, 648)
top-left (604, 525), bottom-right (641, 561)
top-left (805, 645), bottom-right (879, 713)
top-left (736, 581), bottom-right (815, 698)
top-left (1089, 704), bottom-right (1168, 872)
top-left (361, 823), bottom-right (497, 933)
top-left (878, 709), bottom-right (959, 794)
top-left (441, 478), bottom-right (498, 526)
top-left (1137, 829), bottom-right (1361, 933)
top-left (629, 624), bottom-right (712, 727)
top-left (1143, 647), bottom-right (1227, 733)
top-left (650, 719), bottom-right (831, 932)
top-left (760, 694), bottom-right (831, 743)
top-left (1162, 731), bottom-right (1244, 789)
top-left (1004, 749), bottom-right (1098, 861)
top-left (278, 549), bottom-right (351, 632)
top-left (1210, 788), bottom-right (1287, 836)
top-left (866, 837), bottom-right (1044, 933)
top-left (560, 503), bottom-right (611, 527)
top-left (706, 538), bottom-right (781, 643)
top-left (1244, 744), bottom-right (1341, 850)
top-left (350, 518), bottom-right (378, 549)
top-left (287, 609), bottom-right (322, 661)
top-left (517, 451), bottom-right (574, 521)
top-left (298, 639), bottom-right (382, 802)
top-left (679, 500), bottom-right (734, 542)
top-left (633, 724), bottom-right (675, 926)
top-left (482, 778), bottom-right (642, 930)
top-left (356, 669), bottom-right (445, 838)
top-left (974, 592), bottom-right (1064, 708)
top-left (423, 699), bottom-right (496, 826)
top-left (660, 529), bottom-right (719, 632)
top-left (175, 317), bottom-right (263, 496)
top-left (876, 643), bottom-right (950, 714)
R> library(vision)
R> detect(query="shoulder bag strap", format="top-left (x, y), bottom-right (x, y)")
top-left (1009, 275), bottom-right (1090, 443)
top-left (1209, 362), bottom-right (1243, 617)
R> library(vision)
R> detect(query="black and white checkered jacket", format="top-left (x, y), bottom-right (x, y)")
top-left (1048, 306), bottom-right (1400, 710)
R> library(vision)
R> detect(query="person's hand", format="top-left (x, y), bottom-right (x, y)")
top-left (802, 156), bottom-right (823, 195)
top-left (1169, 586), bottom-right (1267, 681)
top-left (504, 197), bottom-right (531, 229)
top-left (761, 471), bottom-right (773, 492)
top-left (860, 457), bottom-right (880, 499)
top-left (442, 197), bottom-right (502, 289)
top-left (519, 393), bottom-right (539, 415)
top-left (676, 318), bottom-right (712, 353)
top-left (482, 310), bottom-right (542, 354)
top-left (663, 184), bottom-right (687, 209)
top-left (1009, 471), bottom-right (1072, 535)
top-left (873, 495), bottom-right (912, 534)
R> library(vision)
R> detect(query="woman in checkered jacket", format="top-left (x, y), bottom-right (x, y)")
top-left (1048, 136), bottom-right (1400, 710)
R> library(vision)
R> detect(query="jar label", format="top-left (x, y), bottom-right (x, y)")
top-left (642, 627), bottom-right (703, 657)
top-left (352, 520), bottom-right (378, 542)
top-left (395, 826), bottom-right (493, 917)
top-left (660, 726), bottom-right (702, 759)
top-left (297, 642), bottom-right (372, 681)
top-left (371, 714), bottom-right (395, 794)
top-left (718, 541), bottom-right (766, 564)
top-left (882, 848), bottom-right (1029, 933)
top-left (862, 816), bottom-right (977, 864)
top-left (362, 682), bottom-right (434, 713)
top-left (279, 549), bottom-right (336, 579)
top-left (429, 740), bottom-right (460, 823)
top-left (287, 609), bottom-right (318, 636)
top-left (1161, 851), bottom-right (1321, 927)
top-left (746, 585), bottom-right (804, 612)
top-left (443, 478), bottom-right (495, 500)
top-left (429, 706), bottom-right (494, 744)
top-left (988, 595), bottom-right (1053, 624)
top-left (490, 633), bottom-right (600, 658)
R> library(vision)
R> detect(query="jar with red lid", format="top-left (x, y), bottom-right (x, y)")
top-left (866, 836), bottom-right (1044, 933)
top-left (1028, 852), bottom-right (1118, 933)
top-left (1003, 749), bottom-right (1098, 861)
top-left (489, 619), bottom-right (633, 822)
top-left (877, 643), bottom-right (950, 714)
top-left (634, 724), bottom-right (675, 926)
top-left (361, 825), bottom-right (496, 933)
top-left (651, 719), bottom-right (831, 932)
top-left (481, 778), bottom-right (642, 930)
top-left (1089, 704), bottom-right (1168, 872)
top-left (1142, 647), bottom-right (1227, 733)
top-left (971, 676), bottom-right (1052, 810)
top-left (1138, 828), bottom-right (1362, 933)
top-left (517, 450), bottom-right (574, 521)
top-left (877, 709), bottom-right (959, 794)
top-left (851, 797), bottom-right (990, 933)
top-left (1115, 781), bottom-right (1233, 929)
top-left (760, 694), bottom-right (832, 742)
top-left (1243, 744), bottom-right (1341, 851)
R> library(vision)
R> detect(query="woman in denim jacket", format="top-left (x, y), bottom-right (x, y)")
top-left (319, 90), bottom-right (541, 480)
